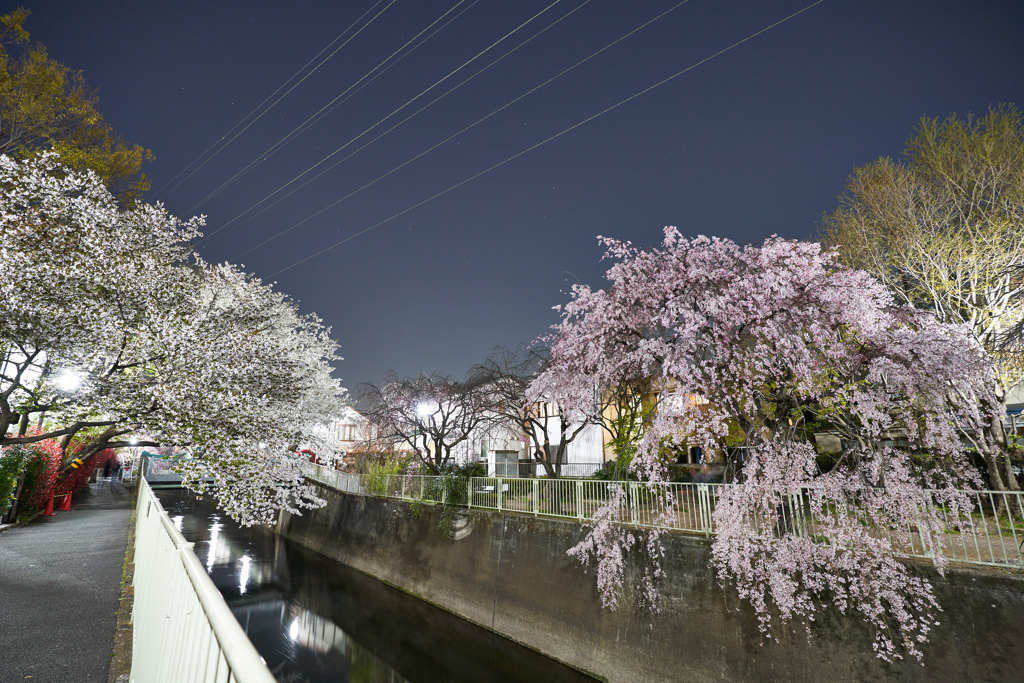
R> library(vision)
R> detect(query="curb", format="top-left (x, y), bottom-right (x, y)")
top-left (0, 509), bottom-right (44, 533)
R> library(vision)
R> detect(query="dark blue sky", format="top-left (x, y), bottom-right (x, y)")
top-left (26, 0), bottom-right (1024, 389)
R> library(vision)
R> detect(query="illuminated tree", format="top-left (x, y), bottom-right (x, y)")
top-left (537, 228), bottom-right (996, 661)
top-left (473, 349), bottom-right (596, 478)
top-left (823, 104), bottom-right (1024, 490)
top-left (362, 373), bottom-right (497, 473)
top-left (0, 8), bottom-right (152, 203)
top-left (1, 153), bottom-right (345, 524)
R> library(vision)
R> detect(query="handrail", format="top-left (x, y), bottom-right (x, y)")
top-left (131, 478), bottom-right (275, 683)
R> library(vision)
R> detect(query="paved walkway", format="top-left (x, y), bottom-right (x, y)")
top-left (0, 479), bottom-right (133, 682)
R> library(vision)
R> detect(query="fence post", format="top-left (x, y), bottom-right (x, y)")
top-left (629, 481), bottom-right (638, 525)
top-left (420, 476), bottom-right (425, 501)
top-left (441, 477), bottom-right (447, 506)
top-left (532, 479), bottom-right (539, 516)
top-left (698, 484), bottom-right (711, 536)
top-left (497, 477), bottom-right (503, 511)
top-left (401, 476), bottom-right (406, 499)
top-left (576, 480), bottom-right (584, 520)
top-left (468, 478), bottom-right (473, 509)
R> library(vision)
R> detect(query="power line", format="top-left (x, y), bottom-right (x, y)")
top-left (267, 0), bottom-right (827, 278)
top-left (238, 0), bottom-right (694, 256)
top-left (186, 0), bottom-right (478, 215)
top-left (205, 0), bottom-right (588, 242)
top-left (158, 0), bottom-right (394, 196)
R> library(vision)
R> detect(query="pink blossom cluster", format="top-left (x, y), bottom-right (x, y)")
top-left (535, 228), bottom-right (996, 661)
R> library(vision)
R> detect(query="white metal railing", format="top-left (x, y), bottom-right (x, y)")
top-left (301, 463), bottom-right (1024, 569)
top-left (132, 479), bottom-right (275, 683)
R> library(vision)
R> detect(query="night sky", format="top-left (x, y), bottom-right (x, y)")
top-left (26, 0), bottom-right (1024, 390)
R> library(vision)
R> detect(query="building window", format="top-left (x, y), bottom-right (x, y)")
top-left (494, 451), bottom-right (518, 477)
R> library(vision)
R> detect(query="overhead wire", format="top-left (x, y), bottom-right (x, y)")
top-left (158, 0), bottom-right (394, 196)
top-left (186, 0), bottom-right (479, 215)
top-left (267, 0), bottom-right (827, 278)
top-left (204, 0), bottom-right (589, 241)
top-left (237, 0), bottom-right (694, 256)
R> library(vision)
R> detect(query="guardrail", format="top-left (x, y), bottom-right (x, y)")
top-left (301, 463), bottom-right (1024, 570)
top-left (132, 478), bottom-right (275, 683)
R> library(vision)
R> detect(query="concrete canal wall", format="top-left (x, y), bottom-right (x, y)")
top-left (280, 481), bottom-right (1024, 682)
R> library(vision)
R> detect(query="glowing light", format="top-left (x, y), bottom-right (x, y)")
top-left (288, 618), bottom-right (299, 642)
top-left (129, 437), bottom-right (139, 446)
top-left (416, 402), bottom-right (434, 419)
top-left (54, 370), bottom-right (82, 392)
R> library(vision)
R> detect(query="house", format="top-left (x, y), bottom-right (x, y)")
top-left (307, 407), bottom-right (380, 463)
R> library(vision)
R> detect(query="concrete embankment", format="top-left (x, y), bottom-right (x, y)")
top-left (280, 481), bottom-right (1024, 682)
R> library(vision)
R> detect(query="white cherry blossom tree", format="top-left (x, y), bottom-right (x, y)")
top-left (1, 153), bottom-right (345, 523)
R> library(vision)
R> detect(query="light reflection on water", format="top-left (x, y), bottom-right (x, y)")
top-left (239, 554), bottom-right (251, 596)
top-left (205, 517), bottom-right (224, 571)
top-left (157, 489), bottom-right (595, 683)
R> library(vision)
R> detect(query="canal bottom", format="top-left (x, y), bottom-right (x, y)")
top-left (155, 489), bottom-right (597, 683)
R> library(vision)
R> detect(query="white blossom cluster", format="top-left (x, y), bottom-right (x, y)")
top-left (1, 154), bottom-right (345, 524)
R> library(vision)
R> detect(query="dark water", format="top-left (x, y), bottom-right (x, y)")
top-left (155, 489), bottom-right (596, 683)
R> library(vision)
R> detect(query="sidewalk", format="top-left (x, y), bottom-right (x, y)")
top-left (0, 479), bottom-right (133, 682)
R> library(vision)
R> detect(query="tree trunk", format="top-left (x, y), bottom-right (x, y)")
top-left (5, 473), bottom-right (26, 523)
top-left (991, 419), bottom-right (1021, 491)
top-left (539, 441), bottom-right (556, 478)
top-left (1001, 447), bottom-right (1020, 491)
top-left (554, 442), bottom-right (568, 478)
top-left (4, 415), bottom-right (33, 521)
top-left (55, 426), bottom-right (119, 478)
top-left (981, 447), bottom-right (1008, 492)
top-left (990, 385), bottom-right (1020, 490)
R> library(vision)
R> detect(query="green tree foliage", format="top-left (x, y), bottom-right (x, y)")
top-left (0, 8), bottom-right (152, 203)
top-left (823, 104), bottom-right (1024, 490)
top-left (0, 444), bottom-right (30, 518)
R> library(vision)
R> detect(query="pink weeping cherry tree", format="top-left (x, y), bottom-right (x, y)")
top-left (529, 227), bottom-right (998, 662)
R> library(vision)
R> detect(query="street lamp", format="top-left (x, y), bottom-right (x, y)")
top-left (54, 369), bottom-right (82, 393)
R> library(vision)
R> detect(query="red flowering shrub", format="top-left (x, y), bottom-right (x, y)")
top-left (55, 448), bottom-right (117, 497)
top-left (19, 430), bottom-right (61, 511)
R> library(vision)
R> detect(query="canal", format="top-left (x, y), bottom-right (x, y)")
top-left (155, 489), bottom-right (597, 683)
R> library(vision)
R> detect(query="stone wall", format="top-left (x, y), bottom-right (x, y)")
top-left (280, 481), bottom-right (1024, 682)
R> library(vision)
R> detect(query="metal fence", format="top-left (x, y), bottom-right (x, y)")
top-left (301, 463), bottom-right (1024, 569)
top-left (132, 479), bottom-right (276, 683)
